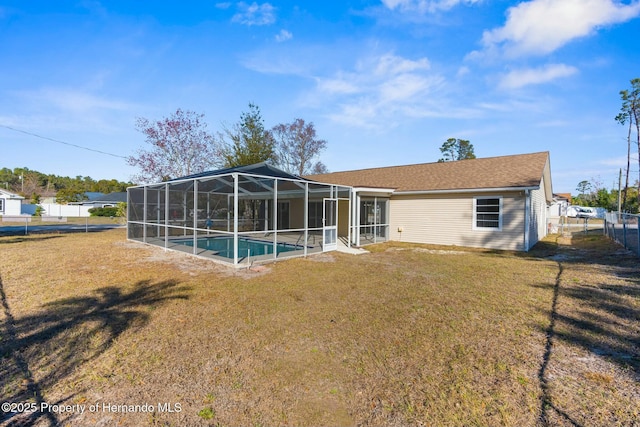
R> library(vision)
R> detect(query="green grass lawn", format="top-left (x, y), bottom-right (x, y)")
top-left (0, 229), bottom-right (637, 426)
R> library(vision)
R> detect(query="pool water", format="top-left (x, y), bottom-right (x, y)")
top-left (174, 236), bottom-right (302, 259)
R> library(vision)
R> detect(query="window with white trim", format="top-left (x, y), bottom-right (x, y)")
top-left (474, 197), bottom-right (502, 230)
top-left (0, 198), bottom-right (4, 213)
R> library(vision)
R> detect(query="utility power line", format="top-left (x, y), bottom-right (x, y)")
top-left (0, 124), bottom-right (128, 159)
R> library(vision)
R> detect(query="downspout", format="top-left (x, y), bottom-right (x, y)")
top-left (524, 189), bottom-right (531, 251)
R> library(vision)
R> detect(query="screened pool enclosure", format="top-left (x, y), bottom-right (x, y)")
top-left (127, 164), bottom-right (353, 267)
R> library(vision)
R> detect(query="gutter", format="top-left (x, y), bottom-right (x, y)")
top-left (395, 186), bottom-right (540, 196)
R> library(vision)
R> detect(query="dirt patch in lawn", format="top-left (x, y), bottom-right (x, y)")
top-left (0, 229), bottom-right (637, 427)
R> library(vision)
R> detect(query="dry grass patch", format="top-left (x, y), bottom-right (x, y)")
top-left (0, 229), bottom-right (638, 426)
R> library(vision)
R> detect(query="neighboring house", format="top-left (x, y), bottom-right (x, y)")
top-left (548, 193), bottom-right (571, 217)
top-left (127, 151), bottom-right (553, 266)
top-left (0, 189), bottom-right (25, 216)
top-left (310, 151), bottom-right (553, 252)
top-left (80, 192), bottom-right (128, 208)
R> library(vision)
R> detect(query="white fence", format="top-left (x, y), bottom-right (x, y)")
top-left (22, 203), bottom-right (92, 217)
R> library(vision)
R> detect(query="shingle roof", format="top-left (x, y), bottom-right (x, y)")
top-left (90, 192), bottom-right (128, 203)
top-left (554, 192), bottom-right (572, 201)
top-left (0, 189), bottom-right (24, 199)
top-left (307, 152), bottom-right (550, 192)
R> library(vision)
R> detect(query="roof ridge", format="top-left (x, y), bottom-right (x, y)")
top-left (311, 151), bottom-right (549, 176)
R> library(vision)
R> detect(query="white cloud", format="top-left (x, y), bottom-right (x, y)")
top-left (309, 53), bottom-right (457, 128)
top-left (316, 53), bottom-right (436, 98)
top-left (381, 0), bottom-right (481, 13)
top-left (480, 0), bottom-right (640, 57)
top-left (499, 64), bottom-right (579, 89)
top-left (18, 88), bottom-right (136, 113)
top-left (215, 2), bottom-right (232, 9)
top-left (374, 54), bottom-right (430, 76)
top-left (456, 66), bottom-right (470, 77)
top-left (316, 75), bottom-right (360, 95)
top-left (275, 29), bottom-right (292, 42)
top-left (598, 155), bottom-right (632, 166)
top-left (4, 88), bottom-right (139, 135)
top-left (232, 2), bottom-right (276, 26)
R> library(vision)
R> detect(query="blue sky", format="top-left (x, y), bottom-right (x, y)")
top-left (1, 0), bottom-right (639, 193)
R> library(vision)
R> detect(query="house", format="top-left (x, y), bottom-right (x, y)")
top-left (0, 189), bottom-right (25, 216)
top-left (79, 192), bottom-right (128, 208)
top-left (548, 193), bottom-right (571, 217)
top-left (309, 151), bottom-right (552, 252)
top-left (127, 152), bottom-right (553, 266)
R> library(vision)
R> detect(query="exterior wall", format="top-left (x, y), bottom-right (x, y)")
top-left (0, 198), bottom-right (23, 216)
top-left (338, 199), bottom-right (349, 237)
top-left (547, 200), bottom-right (568, 217)
top-left (528, 177), bottom-right (548, 249)
top-left (388, 192), bottom-right (527, 251)
top-left (288, 198), bottom-right (305, 229)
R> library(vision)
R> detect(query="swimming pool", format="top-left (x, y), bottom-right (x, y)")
top-left (173, 236), bottom-right (304, 259)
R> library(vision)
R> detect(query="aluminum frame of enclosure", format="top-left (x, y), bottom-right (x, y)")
top-left (127, 169), bottom-right (352, 267)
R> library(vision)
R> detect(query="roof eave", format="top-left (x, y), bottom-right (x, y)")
top-left (395, 186), bottom-right (541, 196)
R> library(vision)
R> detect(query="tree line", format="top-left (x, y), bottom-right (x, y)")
top-left (128, 104), bottom-right (329, 183)
top-left (0, 167), bottom-right (133, 204)
top-left (574, 178), bottom-right (639, 214)
top-left (128, 103), bottom-right (479, 184)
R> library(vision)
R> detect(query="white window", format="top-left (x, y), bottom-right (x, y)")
top-left (474, 197), bottom-right (502, 230)
top-left (0, 198), bottom-right (4, 213)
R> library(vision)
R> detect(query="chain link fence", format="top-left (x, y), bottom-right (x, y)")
top-left (603, 212), bottom-right (640, 257)
top-left (0, 216), bottom-right (125, 236)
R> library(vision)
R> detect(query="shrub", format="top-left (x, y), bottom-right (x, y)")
top-left (88, 207), bottom-right (119, 217)
top-left (115, 202), bottom-right (127, 217)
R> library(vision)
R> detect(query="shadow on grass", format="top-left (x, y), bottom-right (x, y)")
top-left (0, 235), bottom-right (64, 245)
top-left (530, 234), bottom-right (639, 427)
top-left (0, 224), bottom-right (124, 238)
top-left (0, 274), bottom-right (190, 427)
top-left (537, 262), bottom-right (585, 427)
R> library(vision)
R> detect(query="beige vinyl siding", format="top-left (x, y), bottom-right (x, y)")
top-left (338, 199), bottom-right (349, 237)
top-left (528, 177), bottom-right (548, 249)
top-left (288, 198), bottom-right (305, 229)
top-left (389, 192), bottom-right (526, 251)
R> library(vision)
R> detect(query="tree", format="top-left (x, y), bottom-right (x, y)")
top-left (437, 138), bottom-right (476, 162)
top-left (55, 185), bottom-right (88, 204)
top-left (574, 180), bottom-right (594, 206)
top-left (272, 118), bottom-right (328, 176)
top-left (222, 104), bottom-right (276, 167)
top-left (576, 180), bottom-right (592, 196)
top-left (128, 108), bottom-right (221, 183)
top-left (615, 78), bottom-right (640, 212)
top-left (310, 162), bottom-right (329, 174)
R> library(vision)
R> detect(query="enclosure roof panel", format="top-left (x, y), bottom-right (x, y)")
top-left (170, 162), bottom-right (307, 182)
